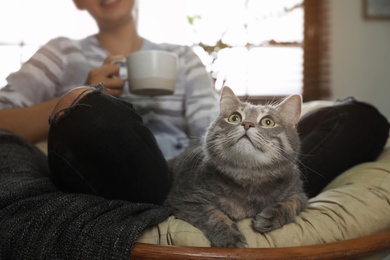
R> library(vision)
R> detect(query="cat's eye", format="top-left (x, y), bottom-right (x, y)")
top-left (227, 113), bottom-right (242, 124)
top-left (260, 117), bottom-right (275, 128)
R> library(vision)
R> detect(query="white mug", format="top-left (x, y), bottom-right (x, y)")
top-left (115, 50), bottom-right (178, 96)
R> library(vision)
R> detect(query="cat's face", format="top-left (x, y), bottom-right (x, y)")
top-left (205, 87), bottom-right (302, 168)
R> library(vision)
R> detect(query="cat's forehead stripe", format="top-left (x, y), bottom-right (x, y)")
top-left (261, 107), bottom-right (271, 114)
top-left (239, 106), bottom-right (270, 121)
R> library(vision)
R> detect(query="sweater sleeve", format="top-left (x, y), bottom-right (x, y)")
top-left (0, 38), bottom-right (65, 108)
top-left (182, 46), bottom-right (220, 140)
top-left (0, 37), bottom-right (92, 109)
top-left (0, 129), bottom-right (170, 260)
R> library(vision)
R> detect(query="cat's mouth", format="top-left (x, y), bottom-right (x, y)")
top-left (240, 134), bottom-right (254, 145)
top-left (238, 133), bottom-right (262, 151)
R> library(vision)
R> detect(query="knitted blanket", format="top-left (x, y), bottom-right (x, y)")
top-left (0, 130), bottom-right (171, 260)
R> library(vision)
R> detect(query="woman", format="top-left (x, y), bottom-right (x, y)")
top-left (0, 0), bottom-right (219, 152)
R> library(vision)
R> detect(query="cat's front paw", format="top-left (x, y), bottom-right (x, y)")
top-left (209, 228), bottom-right (248, 248)
top-left (253, 205), bottom-right (289, 233)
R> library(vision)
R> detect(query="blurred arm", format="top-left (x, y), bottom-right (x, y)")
top-left (0, 98), bottom-right (59, 143)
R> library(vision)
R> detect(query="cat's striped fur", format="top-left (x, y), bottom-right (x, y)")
top-left (165, 86), bottom-right (307, 248)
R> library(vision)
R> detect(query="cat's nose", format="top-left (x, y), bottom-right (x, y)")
top-left (241, 122), bottom-right (254, 130)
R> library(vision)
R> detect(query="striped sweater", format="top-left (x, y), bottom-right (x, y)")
top-left (0, 36), bottom-right (219, 159)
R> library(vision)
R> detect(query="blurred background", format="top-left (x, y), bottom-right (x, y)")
top-left (0, 0), bottom-right (389, 118)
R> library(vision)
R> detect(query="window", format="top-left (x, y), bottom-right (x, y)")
top-left (0, 0), bottom-right (97, 87)
top-left (138, 0), bottom-right (304, 97)
top-left (303, 0), bottom-right (330, 101)
top-left (1, 0), bottom-right (316, 99)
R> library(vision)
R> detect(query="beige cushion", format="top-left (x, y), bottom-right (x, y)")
top-left (138, 138), bottom-right (390, 247)
top-left (35, 140), bottom-right (48, 155)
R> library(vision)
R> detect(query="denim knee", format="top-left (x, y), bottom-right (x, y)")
top-left (298, 98), bottom-right (389, 197)
top-left (48, 90), bottom-right (171, 204)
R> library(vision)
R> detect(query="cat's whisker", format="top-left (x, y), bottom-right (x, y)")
top-left (297, 160), bottom-right (325, 179)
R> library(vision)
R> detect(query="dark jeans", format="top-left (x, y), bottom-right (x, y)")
top-left (48, 90), bottom-right (171, 205)
top-left (48, 91), bottom-right (389, 202)
top-left (298, 98), bottom-right (389, 196)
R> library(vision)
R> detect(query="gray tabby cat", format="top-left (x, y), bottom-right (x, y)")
top-left (164, 86), bottom-right (307, 248)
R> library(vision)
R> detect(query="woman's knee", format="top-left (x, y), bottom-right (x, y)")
top-left (340, 100), bottom-right (389, 137)
top-left (49, 86), bottom-right (95, 122)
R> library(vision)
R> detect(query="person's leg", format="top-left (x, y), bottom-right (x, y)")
top-left (298, 98), bottom-right (389, 197)
top-left (48, 86), bottom-right (171, 205)
top-left (0, 128), bottom-right (49, 178)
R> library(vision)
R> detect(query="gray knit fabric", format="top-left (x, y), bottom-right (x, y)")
top-left (0, 129), bottom-right (171, 260)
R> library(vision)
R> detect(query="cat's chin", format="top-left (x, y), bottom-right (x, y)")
top-left (235, 137), bottom-right (255, 149)
top-left (227, 140), bottom-right (278, 166)
top-left (231, 140), bottom-right (263, 160)
top-left (235, 136), bottom-right (259, 151)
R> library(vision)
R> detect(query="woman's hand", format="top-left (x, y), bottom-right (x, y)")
top-left (85, 55), bottom-right (126, 97)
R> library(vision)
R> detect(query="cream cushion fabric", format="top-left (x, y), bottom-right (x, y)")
top-left (138, 138), bottom-right (390, 247)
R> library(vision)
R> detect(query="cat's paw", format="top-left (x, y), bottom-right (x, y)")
top-left (209, 229), bottom-right (248, 248)
top-left (253, 205), bottom-right (286, 233)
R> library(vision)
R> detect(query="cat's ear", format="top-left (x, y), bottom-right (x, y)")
top-left (277, 94), bottom-right (302, 127)
top-left (220, 86), bottom-right (241, 112)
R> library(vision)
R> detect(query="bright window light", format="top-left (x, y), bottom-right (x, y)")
top-left (1, 0), bottom-right (303, 97)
